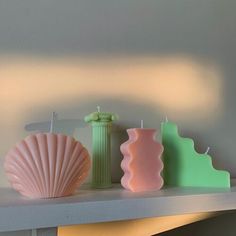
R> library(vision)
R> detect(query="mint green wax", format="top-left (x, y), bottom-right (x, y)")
top-left (85, 111), bottom-right (118, 188)
top-left (161, 121), bottom-right (230, 188)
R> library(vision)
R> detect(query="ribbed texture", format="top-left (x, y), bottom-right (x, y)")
top-left (4, 133), bottom-right (91, 198)
top-left (92, 124), bottom-right (112, 188)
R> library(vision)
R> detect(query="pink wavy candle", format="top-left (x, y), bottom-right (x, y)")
top-left (4, 133), bottom-right (91, 199)
top-left (120, 128), bottom-right (164, 192)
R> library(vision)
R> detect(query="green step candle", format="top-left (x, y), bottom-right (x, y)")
top-left (85, 107), bottom-right (118, 188)
top-left (161, 120), bottom-right (230, 188)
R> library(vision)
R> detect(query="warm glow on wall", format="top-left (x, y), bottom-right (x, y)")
top-left (1, 55), bottom-right (222, 121)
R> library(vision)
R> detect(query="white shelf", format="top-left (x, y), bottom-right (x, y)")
top-left (1, 181), bottom-right (236, 232)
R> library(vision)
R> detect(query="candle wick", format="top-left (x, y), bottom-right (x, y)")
top-left (141, 120), bottom-right (144, 129)
top-left (50, 111), bottom-right (57, 133)
top-left (205, 147), bottom-right (210, 155)
top-left (97, 106), bottom-right (101, 113)
top-left (165, 116), bottom-right (168, 122)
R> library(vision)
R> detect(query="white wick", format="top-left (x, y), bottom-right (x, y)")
top-left (141, 120), bottom-right (144, 129)
top-left (165, 116), bottom-right (168, 122)
top-left (97, 106), bottom-right (101, 113)
top-left (205, 147), bottom-right (210, 155)
top-left (50, 111), bottom-right (57, 133)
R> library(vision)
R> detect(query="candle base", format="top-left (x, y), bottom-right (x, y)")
top-left (91, 183), bottom-right (113, 189)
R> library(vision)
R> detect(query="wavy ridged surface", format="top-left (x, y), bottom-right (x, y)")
top-left (4, 133), bottom-right (91, 198)
top-left (120, 129), bottom-right (164, 192)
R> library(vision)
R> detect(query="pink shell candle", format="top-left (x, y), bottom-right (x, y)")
top-left (120, 127), bottom-right (164, 192)
top-left (4, 133), bottom-right (91, 199)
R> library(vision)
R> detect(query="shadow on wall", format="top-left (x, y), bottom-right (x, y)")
top-left (158, 211), bottom-right (236, 236)
top-left (24, 94), bottom-right (224, 184)
top-left (25, 97), bottom-right (166, 183)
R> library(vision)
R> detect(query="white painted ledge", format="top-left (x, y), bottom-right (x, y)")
top-left (0, 181), bottom-right (236, 232)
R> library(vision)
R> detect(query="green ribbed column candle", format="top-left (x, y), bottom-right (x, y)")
top-left (85, 109), bottom-right (118, 188)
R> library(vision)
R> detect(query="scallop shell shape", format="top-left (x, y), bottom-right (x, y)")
top-left (4, 133), bottom-right (91, 199)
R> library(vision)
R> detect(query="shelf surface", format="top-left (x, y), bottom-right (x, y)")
top-left (1, 180), bottom-right (236, 232)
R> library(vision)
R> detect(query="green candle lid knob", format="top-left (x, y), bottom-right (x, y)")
top-left (84, 111), bottom-right (118, 123)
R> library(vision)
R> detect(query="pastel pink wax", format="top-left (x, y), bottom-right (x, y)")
top-left (4, 133), bottom-right (91, 199)
top-left (120, 128), bottom-right (164, 192)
